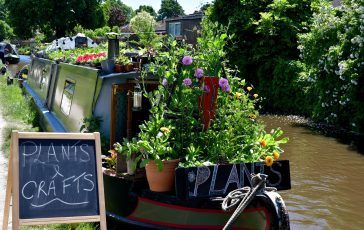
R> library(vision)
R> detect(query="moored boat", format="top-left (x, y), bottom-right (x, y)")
top-left (0, 42), bottom-right (20, 64)
top-left (20, 37), bottom-right (291, 229)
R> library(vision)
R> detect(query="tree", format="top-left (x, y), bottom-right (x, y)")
top-left (209, 0), bottom-right (320, 114)
top-left (0, 0), bottom-right (6, 21)
top-left (5, 0), bottom-right (105, 39)
top-left (0, 20), bottom-right (13, 41)
top-left (130, 11), bottom-right (160, 50)
top-left (157, 0), bottom-right (184, 20)
top-left (135, 5), bottom-right (157, 18)
top-left (102, 0), bottom-right (133, 27)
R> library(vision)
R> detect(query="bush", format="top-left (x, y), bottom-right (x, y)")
top-left (297, 0), bottom-right (364, 133)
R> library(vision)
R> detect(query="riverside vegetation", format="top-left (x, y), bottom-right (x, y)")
top-left (0, 67), bottom-right (95, 230)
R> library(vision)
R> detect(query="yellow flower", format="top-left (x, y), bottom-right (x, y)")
top-left (253, 94), bottom-right (258, 98)
top-left (273, 151), bottom-right (280, 160)
top-left (248, 113), bottom-right (256, 119)
top-left (160, 127), bottom-right (170, 134)
top-left (235, 92), bottom-right (243, 99)
top-left (265, 156), bottom-right (273, 167)
top-left (259, 139), bottom-right (267, 148)
top-left (247, 86), bottom-right (253, 92)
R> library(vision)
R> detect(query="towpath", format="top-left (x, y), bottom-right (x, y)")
top-left (0, 112), bottom-right (11, 229)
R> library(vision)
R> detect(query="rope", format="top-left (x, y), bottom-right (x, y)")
top-left (222, 173), bottom-right (274, 230)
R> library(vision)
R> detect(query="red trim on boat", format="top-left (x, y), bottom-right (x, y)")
top-left (127, 197), bottom-right (271, 230)
top-left (128, 215), bottom-right (252, 230)
top-left (137, 197), bottom-right (265, 214)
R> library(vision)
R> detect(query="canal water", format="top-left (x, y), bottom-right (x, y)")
top-left (263, 115), bottom-right (364, 230)
top-left (6, 58), bottom-right (364, 229)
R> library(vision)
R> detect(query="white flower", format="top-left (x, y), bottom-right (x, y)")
top-left (351, 80), bottom-right (358, 85)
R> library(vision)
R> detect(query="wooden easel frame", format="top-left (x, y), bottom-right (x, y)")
top-left (2, 131), bottom-right (106, 230)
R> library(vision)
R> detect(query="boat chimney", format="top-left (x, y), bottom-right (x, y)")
top-left (106, 32), bottom-right (120, 60)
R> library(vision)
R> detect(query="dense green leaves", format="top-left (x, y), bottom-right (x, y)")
top-left (135, 5), bottom-right (157, 18)
top-left (297, 0), bottom-right (364, 132)
top-left (209, 0), bottom-right (319, 113)
top-left (5, 0), bottom-right (105, 39)
top-left (157, 0), bottom-right (185, 20)
top-left (0, 20), bottom-right (13, 41)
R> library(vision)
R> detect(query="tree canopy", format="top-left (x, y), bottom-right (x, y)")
top-left (0, 20), bottom-right (13, 41)
top-left (5, 0), bottom-right (105, 39)
top-left (102, 0), bottom-right (133, 27)
top-left (157, 0), bottom-right (185, 20)
top-left (135, 5), bottom-right (157, 18)
top-left (0, 0), bottom-right (6, 21)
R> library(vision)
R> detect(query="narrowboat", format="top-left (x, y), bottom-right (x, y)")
top-left (20, 40), bottom-right (291, 229)
top-left (0, 42), bottom-right (20, 64)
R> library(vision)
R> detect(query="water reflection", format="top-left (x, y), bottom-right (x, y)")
top-left (6, 55), bottom-right (30, 77)
top-left (262, 115), bottom-right (364, 230)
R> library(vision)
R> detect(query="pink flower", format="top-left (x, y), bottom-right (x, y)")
top-left (182, 56), bottom-right (193, 65)
top-left (194, 68), bottom-right (204, 79)
top-left (182, 78), bottom-right (192, 86)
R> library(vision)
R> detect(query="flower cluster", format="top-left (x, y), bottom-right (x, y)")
top-left (75, 52), bottom-right (106, 64)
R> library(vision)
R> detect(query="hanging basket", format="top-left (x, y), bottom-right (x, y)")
top-left (198, 76), bottom-right (219, 129)
top-left (145, 159), bottom-right (180, 192)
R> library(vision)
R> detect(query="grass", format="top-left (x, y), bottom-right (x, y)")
top-left (0, 69), bottom-right (96, 230)
top-left (0, 72), bottom-right (39, 158)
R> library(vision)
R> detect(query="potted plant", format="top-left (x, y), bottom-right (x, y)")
top-left (113, 138), bottom-right (141, 175)
top-left (114, 55), bottom-right (127, 73)
top-left (134, 25), bottom-right (289, 192)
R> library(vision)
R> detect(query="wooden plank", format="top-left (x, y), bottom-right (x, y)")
top-left (2, 139), bottom-right (13, 230)
top-left (94, 132), bottom-right (107, 230)
top-left (17, 132), bottom-right (95, 140)
top-left (19, 216), bottom-right (101, 225)
top-left (12, 131), bottom-right (20, 230)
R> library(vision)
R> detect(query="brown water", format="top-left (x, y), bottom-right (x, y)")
top-left (262, 115), bottom-right (364, 230)
top-left (6, 55), bottom-right (30, 76)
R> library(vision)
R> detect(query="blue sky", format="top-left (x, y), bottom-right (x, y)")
top-left (121, 0), bottom-right (213, 14)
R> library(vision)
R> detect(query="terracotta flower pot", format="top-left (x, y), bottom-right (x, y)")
top-left (145, 159), bottom-right (180, 192)
top-left (198, 76), bottom-right (219, 129)
top-left (114, 64), bottom-right (124, 73)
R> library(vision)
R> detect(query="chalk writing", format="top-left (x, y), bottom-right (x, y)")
top-left (19, 139), bottom-right (99, 219)
top-left (176, 160), bottom-right (291, 199)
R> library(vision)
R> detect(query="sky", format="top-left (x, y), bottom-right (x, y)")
top-left (121, 0), bottom-right (213, 15)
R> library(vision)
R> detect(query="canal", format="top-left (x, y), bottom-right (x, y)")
top-left (6, 58), bottom-right (364, 229)
top-left (263, 115), bottom-right (364, 230)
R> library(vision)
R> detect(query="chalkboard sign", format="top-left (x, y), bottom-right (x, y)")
top-left (175, 160), bottom-right (291, 200)
top-left (3, 131), bottom-right (106, 229)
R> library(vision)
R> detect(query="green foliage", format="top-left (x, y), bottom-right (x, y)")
top-left (0, 72), bottom-right (40, 158)
top-left (0, 0), bottom-right (6, 21)
top-left (130, 11), bottom-right (162, 51)
top-left (209, 0), bottom-right (320, 114)
top-left (19, 223), bottom-right (95, 229)
top-left (135, 5), bottom-right (157, 18)
top-left (157, 0), bottom-right (185, 20)
top-left (102, 0), bottom-right (133, 27)
top-left (137, 19), bottom-right (288, 168)
top-left (5, 0), bottom-right (105, 39)
top-left (0, 20), bottom-right (13, 41)
top-left (297, 0), bottom-right (364, 133)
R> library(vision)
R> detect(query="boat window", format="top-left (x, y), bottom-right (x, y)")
top-left (60, 80), bottom-right (75, 115)
top-left (75, 37), bottom-right (88, 48)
